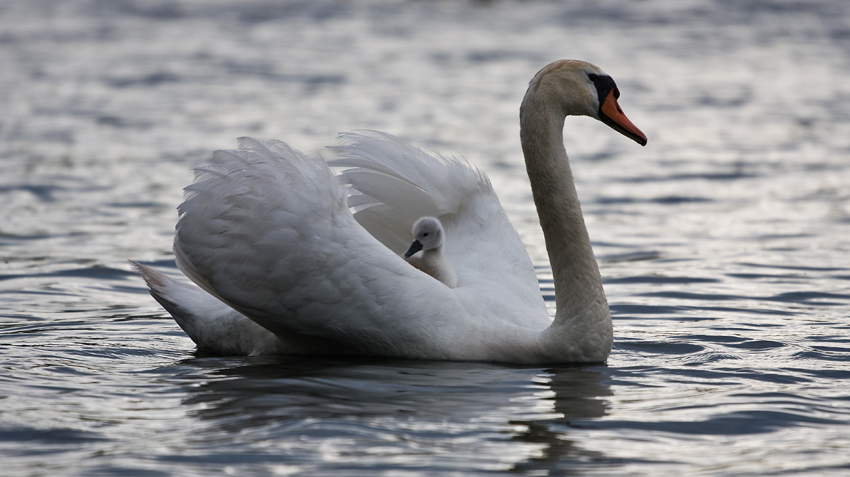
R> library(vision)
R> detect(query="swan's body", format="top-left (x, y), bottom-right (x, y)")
top-left (404, 217), bottom-right (457, 288)
top-left (136, 59), bottom-right (646, 363)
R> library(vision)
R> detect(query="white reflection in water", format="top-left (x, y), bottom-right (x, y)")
top-left (169, 358), bottom-right (612, 473)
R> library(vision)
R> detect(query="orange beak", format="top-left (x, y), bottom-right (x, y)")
top-left (599, 91), bottom-right (647, 146)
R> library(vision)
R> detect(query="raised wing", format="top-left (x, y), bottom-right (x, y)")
top-left (330, 131), bottom-right (545, 316)
top-left (173, 137), bottom-right (463, 356)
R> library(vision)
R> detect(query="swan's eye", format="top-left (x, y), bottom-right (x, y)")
top-left (423, 233), bottom-right (429, 237)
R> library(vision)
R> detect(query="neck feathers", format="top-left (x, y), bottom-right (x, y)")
top-left (519, 92), bottom-right (610, 343)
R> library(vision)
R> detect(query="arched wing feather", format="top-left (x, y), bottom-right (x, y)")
top-left (330, 131), bottom-right (546, 318)
top-left (174, 137), bottom-right (465, 356)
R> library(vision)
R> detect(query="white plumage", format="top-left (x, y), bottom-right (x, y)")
top-left (136, 60), bottom-right (647, 363)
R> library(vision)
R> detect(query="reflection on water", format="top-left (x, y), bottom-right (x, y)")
top-left (173, 357), bottom-right (611, 473)
top-left (2, 0), bottom-right (850, 475)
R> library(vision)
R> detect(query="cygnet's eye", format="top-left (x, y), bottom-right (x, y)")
top-left (422, 233), bottom-right (429, 237)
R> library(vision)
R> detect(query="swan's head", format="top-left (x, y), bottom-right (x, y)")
top-left (404, 217), bottom-right (445, 258)
top-left (522, 60), bottom-right (647, 146)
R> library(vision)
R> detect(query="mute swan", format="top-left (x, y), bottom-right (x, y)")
top-left (136, 59), bottom-right (647, 363)
top-left (404, 217), bottom-right (457, 288)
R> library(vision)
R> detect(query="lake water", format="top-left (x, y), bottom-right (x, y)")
top-left (2, 0), bottom-right (850, 475)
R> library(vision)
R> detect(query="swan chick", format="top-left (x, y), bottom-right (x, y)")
top-left (404, 217), bottom-right (457, 288)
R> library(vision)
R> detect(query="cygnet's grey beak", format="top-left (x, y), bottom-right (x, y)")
top-left (404, 240), bottom-right (423, 258)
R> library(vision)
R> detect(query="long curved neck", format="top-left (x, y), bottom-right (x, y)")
top-left (519, 97), bottom-right (609, 329)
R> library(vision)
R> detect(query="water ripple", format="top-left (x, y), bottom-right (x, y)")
top-left (2, 0), bottom-right (850, 475)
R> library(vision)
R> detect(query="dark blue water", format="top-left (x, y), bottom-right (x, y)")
top-left (2, 0), bottom-right (850, 475)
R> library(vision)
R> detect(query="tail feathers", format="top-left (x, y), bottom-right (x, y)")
top-left (131, 261), bottom-right (284, 356)
top-left (131, 260), bottom-right (181, 313)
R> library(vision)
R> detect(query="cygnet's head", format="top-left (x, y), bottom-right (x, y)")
top-left (404, 217), bottom-right (445, 258)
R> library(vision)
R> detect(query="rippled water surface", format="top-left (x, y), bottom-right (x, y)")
top-left (2, 1), bottom-right (850, 475)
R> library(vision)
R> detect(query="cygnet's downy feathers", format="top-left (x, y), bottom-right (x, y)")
top-left (404, 217), bottom-right (457, 288)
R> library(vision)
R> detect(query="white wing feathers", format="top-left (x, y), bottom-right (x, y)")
top-left (171, 132), bottom-right (547, 357)
top-left (330, 131), bottom-right (489, 254)
top-left (173, 136), bottom-right (464, 356)
top-left (330, 131), bottom-right (545, 317)
top-left (175, 137), bottom-right (346, 317)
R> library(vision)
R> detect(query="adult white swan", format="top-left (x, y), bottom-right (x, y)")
top-left (135, 59), bottom-right (647, 363)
